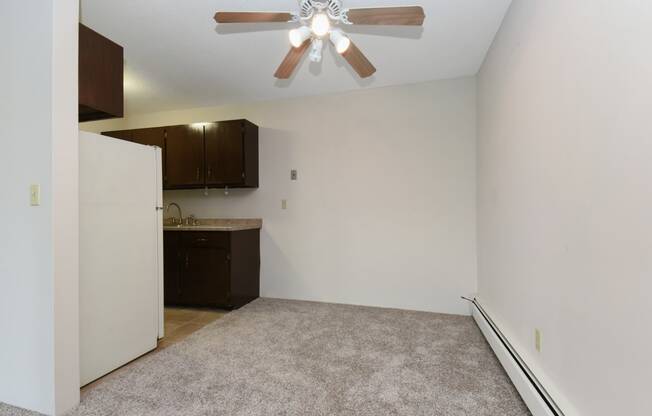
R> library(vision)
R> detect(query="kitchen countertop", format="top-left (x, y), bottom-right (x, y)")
top-left (163, 218), bottom-right (262, 232)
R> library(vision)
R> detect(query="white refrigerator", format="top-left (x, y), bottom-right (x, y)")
top-left (79, 131), bottom-right (164, 386)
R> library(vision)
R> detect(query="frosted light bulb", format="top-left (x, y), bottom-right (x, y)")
top-left (330, 29), bottom-right (351, 54)
top-left (289, 26), bottom-right (311, 48)
top-left (311, 13), bottom-right (330, 37)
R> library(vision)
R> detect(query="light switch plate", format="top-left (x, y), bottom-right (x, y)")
top-left (30, 184), bottom-right (41, 206)
top-left (281, 199), bottom-right (287, 210)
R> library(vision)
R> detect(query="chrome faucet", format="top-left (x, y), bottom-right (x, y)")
top-left (166, 202), bottom-right (183, 225)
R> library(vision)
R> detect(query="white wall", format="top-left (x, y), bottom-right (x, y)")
top-left (83, 78), bottom-right (477, 315)
top-left (0, 0), bottom-right (79, 414)
top-left (477, 1), bottom-right (652, 415)
top-left (52, 0), bottom-right (81, 413)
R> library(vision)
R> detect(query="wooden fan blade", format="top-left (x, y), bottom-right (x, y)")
top-left (274, 40), bottom-right (311, 79)
top-left (346, 6), bottom-right (425, 26)
top-left (341, 42), bottom-right (376, 78)
top-left (214, 12), bottom-right (294, 23)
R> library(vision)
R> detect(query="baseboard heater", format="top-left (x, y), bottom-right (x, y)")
top-left (468, 298), bottom-right (565, 416)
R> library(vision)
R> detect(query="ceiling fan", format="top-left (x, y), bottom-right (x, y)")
top-left (214, 0), bottom-right (425, 79)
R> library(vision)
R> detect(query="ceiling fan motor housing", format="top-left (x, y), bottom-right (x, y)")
top-left (300, 0), bottom-right (344, 20)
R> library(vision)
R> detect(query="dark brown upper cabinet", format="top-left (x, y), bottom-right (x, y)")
top-left (205, 120), bottom-right (259, 188)
top-left (101, 129), bottom-right (132, 141)
top-left (131, 128), bottom-right (166, 149)
top-left (102, 119), bottom-right (258, 190)
top-left (103, 127), bottom-right (166, 180)
top-left (165, 125), bottom-right (205, 189)
top-left (79, 24), bottom-right (124, 122)
top-left (103, 127), bottom-right (165, 147)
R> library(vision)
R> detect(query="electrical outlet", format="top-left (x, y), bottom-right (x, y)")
top-left (535, 329), bottom-right (542, 352)
top-left (30, 184), bottom-right (41, 206)
top-left (291, 169), bottom-right (298, 181)
top-left (281, 199), bottom-right (287, 210)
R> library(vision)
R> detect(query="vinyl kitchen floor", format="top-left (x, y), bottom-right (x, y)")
top-left (159, 307), bottom-right (228, 349)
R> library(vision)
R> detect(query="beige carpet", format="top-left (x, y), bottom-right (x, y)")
top-left (2, 298), bottom-right (530, 416)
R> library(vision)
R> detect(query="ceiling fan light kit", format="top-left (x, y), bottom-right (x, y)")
top-left (214, 0), bottom-right (425, 79)
top-left (309, 38), bottom-right (325, 63)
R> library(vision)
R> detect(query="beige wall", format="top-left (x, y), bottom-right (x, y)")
top-left (83, 78), bottom-right (478, 315)
top-left (477, 1), bottom-right (652, 415)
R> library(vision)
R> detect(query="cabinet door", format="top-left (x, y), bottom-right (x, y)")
top-left (181, 244), bottom-right (230, 306)
top-left (163, 232), bottom-right (182, 305)
top-left (205, 121), bottom-right (244, 186)
top-left (165, 125), bottom-right (205, 188)
top-left (103, 128), bottom-right (167, 185)
top-left (79, 24), bottom-right (123, 122)
top-left (130, 127), bottom-right (165, 148)
top-left (229, 229), bottom-right (261, 309)
top-left (103, 130), bottom-right (133, 141)
top-left (131, 127), bottom-right (166, 182)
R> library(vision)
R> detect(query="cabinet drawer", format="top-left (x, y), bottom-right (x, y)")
top-left (182, 232), bottom-right (229, 249)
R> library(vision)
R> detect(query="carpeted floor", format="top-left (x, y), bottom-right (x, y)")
top-left (1, 298), bottom-right (530, 416)
top-left (0, 404), bottom-right (36, 416)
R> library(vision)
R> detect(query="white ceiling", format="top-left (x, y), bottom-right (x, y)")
top-left (81, 0), bottom-right (512, 115)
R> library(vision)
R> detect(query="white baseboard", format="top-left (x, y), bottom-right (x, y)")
top-left (471, 300), bottom-right (562, 416)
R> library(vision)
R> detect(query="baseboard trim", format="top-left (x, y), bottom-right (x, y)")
top-left (471, 299), bottom-right (564, 416)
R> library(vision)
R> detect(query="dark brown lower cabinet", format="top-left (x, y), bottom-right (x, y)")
top-left (164, 230), bottom-right (260, 309)
top-left (164, 232), bottom-right (182, 305)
